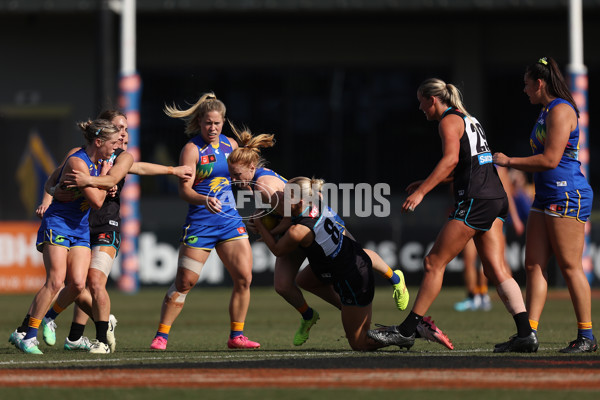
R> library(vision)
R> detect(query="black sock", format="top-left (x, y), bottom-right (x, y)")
top-left (68, 323), bottom-right (86, 342)
top-left (17, 314), bottom-right (30, 333)
top-left (399, 311), bottom-right (423, 337)
top-left (513, 312), bottom-right (532, 338)
top-left (95, 321), bottom-right (109, 344)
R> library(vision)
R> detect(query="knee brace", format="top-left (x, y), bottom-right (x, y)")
top-left (90, 247), bottom-right (115, 277)
top-left (178, 255), bottom-right (205, 275)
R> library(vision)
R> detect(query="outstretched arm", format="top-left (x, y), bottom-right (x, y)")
top-left (129, 162), bottom-right (193, 180)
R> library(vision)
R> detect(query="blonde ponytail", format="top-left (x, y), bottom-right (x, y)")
top-left (418, 78), bottom-right (470, 116)
top-left (164, 92), bottom-right (226, 137)
top-left (227, 123), bottom-right (275, 169)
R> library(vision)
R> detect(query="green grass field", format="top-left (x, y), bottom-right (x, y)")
top-left (1, 285), bottom-right (598, 399)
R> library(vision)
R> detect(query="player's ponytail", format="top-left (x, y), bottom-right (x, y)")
top-left (526, 57), bottom-right (579, 117)
top-left (164, 92), bottom-right (227, 137)
top-left (227, 123), bottom-right (275, 169)
top-left (418, 78), bottom-right (470, 116)
top-left (309, 178), bottom-right (324, 193)
top-left (78, 119), bottom-right (119, 144)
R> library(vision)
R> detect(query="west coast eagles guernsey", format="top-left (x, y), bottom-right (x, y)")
top-left (186, 135), bottom-right (241, 225)
top-left (41, 148), bottom-right (101, 239)
top-left (529, 98), bottom-right (591, 198)
top-left (253, 167), bottom-right (287, 184)
top-left (252, 167), bottom-right (287, 216)
top-left (443, 107), bottom-right (506, 201)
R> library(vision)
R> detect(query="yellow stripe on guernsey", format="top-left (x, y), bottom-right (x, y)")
top-left (220, 235), bottom-right (248, 244)
top-left (201, 139), bottom-right (231, 151)
top-left (576, 190), bottom-right (582, 221)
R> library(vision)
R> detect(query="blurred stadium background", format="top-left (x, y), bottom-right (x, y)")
top-left (1, 0), bottom-right (600, 293)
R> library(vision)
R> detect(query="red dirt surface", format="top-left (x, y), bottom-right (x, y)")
top-left (1, 367), bottom-right (599, 390)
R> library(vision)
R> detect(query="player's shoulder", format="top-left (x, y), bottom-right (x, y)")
top-left (67, 149), bottom-right (87, 163)
top-left (221, 135), bottom-right (237, 150)
top-left (288, 223), bottom-right (311, 240)
top-left (67, 147), bottom-right (82, 157)
top-left (548, 101), bottom-right (576, 117)
top-left (182, 138), bottom-right (201, 152)
top-left (439, 112), bottom-right (465, 135)
top-left (115, 149), bottom-right (134, 163)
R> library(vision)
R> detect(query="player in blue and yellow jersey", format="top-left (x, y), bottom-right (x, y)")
top-left (150, 93), bottom-right (260, 350)
top-left (494, 57), bottom-right (596, 353)
top-left (227, 127), bottom-right (340, 347)
top-left (368, 78), bottom-right (536, 353)
top-left (58, 111), bottom-right (192, 354)
top-left (12, 119), bottom-right (120, 354)
top-left (9, 110), bottom-right (194, 355)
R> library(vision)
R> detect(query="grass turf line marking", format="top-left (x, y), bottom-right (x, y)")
top-left (3, 345), bottom-right (565, 367)
top-left (0, 350), bottom-right (363, 367)
top-left (4, 346), bottom-right (562, 368)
